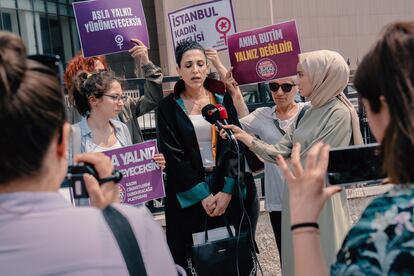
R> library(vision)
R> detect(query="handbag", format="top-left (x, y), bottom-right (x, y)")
top-left (188, 216), bottom-right (256, 276)
top-left (102, 205), bottom-right (148, 276)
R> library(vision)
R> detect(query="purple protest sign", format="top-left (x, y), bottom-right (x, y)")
top-left (103, 140), bottom-right (165, 206)
top-left (227, 20), bottom-right (301, 85)
top-left (72, 0), bottom-right (149, 57)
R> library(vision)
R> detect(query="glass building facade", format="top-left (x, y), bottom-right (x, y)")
top-left (0, 0), bottom-right (160, 77)
top-left (0, 0), bottom-right (80, 67)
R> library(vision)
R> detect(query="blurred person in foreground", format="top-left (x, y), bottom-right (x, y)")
top-left (0, 31), bottom-right (176, 276)
top-left (278, 21), bottom-right (414, 275)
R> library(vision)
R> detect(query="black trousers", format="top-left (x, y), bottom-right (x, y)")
top-left (269, 211), bottom-right (282, 261)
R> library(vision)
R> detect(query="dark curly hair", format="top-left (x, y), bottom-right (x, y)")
top-left (69, 70), bottom-right (119, 116)
top-left (64, 51), bottom-right (108, 99)
top-left (175, 40), bottom-right (206, 67)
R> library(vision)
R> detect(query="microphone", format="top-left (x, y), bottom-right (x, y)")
top-left (201, 104), bottom-right (236, 142)
top-left (214, 104), bottom-right (229, 124)
top-left (214, 104), bottom-right (236, 141)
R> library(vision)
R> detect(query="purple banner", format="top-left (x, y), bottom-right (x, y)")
top-left (103, 140), bottom-right (165, 206)
top-left (72, 0), bottom-right (149, 57)
top-left (227, 20), bottom-right (301, 85)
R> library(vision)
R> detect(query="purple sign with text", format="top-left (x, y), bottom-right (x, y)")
top-left (72, 0), bottom-right (149, 57)
top-left (168, 0), bottom-right (237, 51)
top-left (227, 20), bottom-right (301, 85)
top-left (103, 140), bottom-right (165, 206)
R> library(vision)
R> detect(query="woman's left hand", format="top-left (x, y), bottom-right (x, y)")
top-left (153, 153), bottom-right (166, 170)
top-left (276, 142), bottom-right (342, 225)
top-left (223, 68), bottom-right (240, 96)
top-left (211, 192), bottom-right (232, 217)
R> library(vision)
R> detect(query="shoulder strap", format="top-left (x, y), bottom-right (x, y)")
top-left (71, 124), bottom-right (82, 156)
top-left (272, 119), bottom-right (286, 136)
top-left (102, 206), bottom-right (148, 276)
top-left (295, 105), bottom-right (310, 128)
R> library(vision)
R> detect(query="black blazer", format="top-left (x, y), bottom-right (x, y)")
top-left (157, 78), bottom-right (247, 209)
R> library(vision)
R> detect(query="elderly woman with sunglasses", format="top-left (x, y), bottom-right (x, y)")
top-left (223, 74), bottom-right (309, 261)
top-left (222, 50), bottom-right (363, 275)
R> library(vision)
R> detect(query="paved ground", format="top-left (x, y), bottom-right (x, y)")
top-left (255, 211), bottom-right (280, 276)
top-left (154, 185), bottom-right (391, 276)
top-left (254, 185), bottom-right (391, 275)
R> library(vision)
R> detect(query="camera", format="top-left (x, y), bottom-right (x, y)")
top-left (327, 143), bottom-right (385, 186)
top-left (65, 163), bottom-right (98, 198)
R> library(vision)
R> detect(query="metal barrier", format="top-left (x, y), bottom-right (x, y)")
top-left (119, 77), bottom-right (374, 144)
top-left (64, 76), bottom-right (375, 208)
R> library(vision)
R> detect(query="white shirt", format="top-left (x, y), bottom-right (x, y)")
top-left (88, 139), bottom-right (122, 153)
top-left (189, 114), bottom-right (215, 168)
top-left (241, 102), bottom-right (310, 211)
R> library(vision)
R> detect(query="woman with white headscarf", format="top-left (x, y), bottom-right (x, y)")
top-left (222, 50), bottom-right (363, 275)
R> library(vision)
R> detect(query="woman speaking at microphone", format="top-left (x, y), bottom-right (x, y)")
top-left (157, 40), bottom-right (259, 272)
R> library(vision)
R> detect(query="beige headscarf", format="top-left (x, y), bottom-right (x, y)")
top-left (299, 50), bottom-right (363, 145)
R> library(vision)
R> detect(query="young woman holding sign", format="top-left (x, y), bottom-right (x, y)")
top-left (65, 39), bottom-right (165, 145)
top-left (68, 40), bottom-right (165, 168)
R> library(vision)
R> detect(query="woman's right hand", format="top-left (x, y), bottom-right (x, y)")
top-left (129, 39), bottom-right (149, 65)
top-left (74, 152), bottom-right (120, 209)
top-left (276, 142), bottom-right (342, 225)
top-left (221, 125), bottom-right (255, 147)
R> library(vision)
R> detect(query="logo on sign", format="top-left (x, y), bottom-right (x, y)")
top-left (215, 17), bottom-right (231, 45)
top-left (256, 58), bottom-right (277, 80)
top-left (115, 35), bottom-right (124, 49)
top-left (118, 184), bottom-right (126, 203)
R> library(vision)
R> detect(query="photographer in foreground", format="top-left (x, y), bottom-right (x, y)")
top-left (277, 21), bottom-right (414, 275)
top-left (0, 31), bottom-right (176, 275)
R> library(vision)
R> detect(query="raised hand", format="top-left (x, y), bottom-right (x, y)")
top-left (129, 39), bottom-right (149, 65)
top-left (276, 142), bottom-right (342, 225)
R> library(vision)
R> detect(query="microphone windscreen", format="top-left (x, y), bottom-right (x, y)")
top-left (201, 104), bottom-right (221, 124)
top-left (214, 104), bottom-right (228, 120)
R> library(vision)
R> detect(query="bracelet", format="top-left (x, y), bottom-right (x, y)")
top-left (291, 222), bottom-right (319, 231)
top-left (292, 228), bottom-right (320, 235)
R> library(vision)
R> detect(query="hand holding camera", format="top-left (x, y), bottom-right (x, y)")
top-left (70, 153), bottom-right (122, 209)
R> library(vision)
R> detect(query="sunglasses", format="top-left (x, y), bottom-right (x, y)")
top-left (268, 82), bottom-right (296, 93)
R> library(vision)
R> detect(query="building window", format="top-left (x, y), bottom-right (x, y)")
top-left (1, 12), bottom-right (12, 31)
top-left (0, 9), bottom-right (18, 33)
